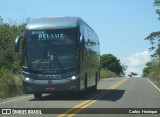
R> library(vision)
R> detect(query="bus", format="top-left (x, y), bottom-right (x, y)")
top-left (15, 16), bottom-right (100, 99)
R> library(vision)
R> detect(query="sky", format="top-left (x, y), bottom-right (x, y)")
top-left (0, 0), bottom-right (160, 76)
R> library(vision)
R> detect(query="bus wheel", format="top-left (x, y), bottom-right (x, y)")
top-left (34, 93), bottom-right (42, 99)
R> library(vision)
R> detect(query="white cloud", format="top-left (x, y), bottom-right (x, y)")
top-left (121, 50), bottom-right (150, 77)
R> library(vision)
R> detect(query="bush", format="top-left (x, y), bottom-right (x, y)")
top-left (143, 62), bottom-right (160, 84)
top-left (0, 17), bottom-right (25, 99)
top-left (0, 68), bottom-right (23, 99)
top-left (148, 66), bottom-right (160, 83)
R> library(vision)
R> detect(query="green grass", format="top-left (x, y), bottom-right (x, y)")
top-left (0, 68), bottom-right (23, 99)
top-left (100, 69), bottom-right (117, 79)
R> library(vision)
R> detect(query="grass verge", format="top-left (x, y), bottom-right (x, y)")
top-left (0, 68), bottom-right (23, 99)
top-left (100, 69), bottom-right (117, 79)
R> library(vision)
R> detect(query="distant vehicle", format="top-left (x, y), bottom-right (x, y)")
top-left (15, 16), bottom-right (100, 99)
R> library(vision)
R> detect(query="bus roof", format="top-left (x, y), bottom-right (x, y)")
top-left (25, 16), bottom-right (83, 30)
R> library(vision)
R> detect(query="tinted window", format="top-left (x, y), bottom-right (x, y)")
top-left (23, 28), bottom-right (79, 71)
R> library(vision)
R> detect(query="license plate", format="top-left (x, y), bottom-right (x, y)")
top-left (45, 87), bottom-right (55, 90)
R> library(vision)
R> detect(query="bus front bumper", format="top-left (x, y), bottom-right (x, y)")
top-left (23, 78), bottom-right (80, 94)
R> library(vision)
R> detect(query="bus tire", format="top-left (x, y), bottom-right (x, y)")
top-left (34, 93), bottom-right (42, 99)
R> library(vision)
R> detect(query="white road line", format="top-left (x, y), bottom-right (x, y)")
top-left (147, 78), bottom-right (160, 92)
top-left (0, 95), bottom-right (32, 105)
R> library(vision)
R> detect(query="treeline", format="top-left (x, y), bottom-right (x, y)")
top-left (0, 17), bottom-right (27, 98)
top-left (143, 0), bottom-right (160, 84)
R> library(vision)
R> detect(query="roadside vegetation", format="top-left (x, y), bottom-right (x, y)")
top-left (128, 72), bottom-right (138, 77)
top-left (143, 61), bottom-right (160, 84)
top-left (100, 54), bottom-right (127, 79)
top-left (143, 0), bottom-right (160, 85)
top-left (100, 69), bottom-right (117, 79)
top-left (0, 17), bottom-right (28, 98)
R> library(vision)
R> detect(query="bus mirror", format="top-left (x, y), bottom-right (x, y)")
top-left (15, 35), bottom-right (23, 52)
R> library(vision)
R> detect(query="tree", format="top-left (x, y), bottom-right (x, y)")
top-left (143, 62), bottom-right (153, 77)
top-left (121, 64), bottom-right (128, 76)
top-left (145, 0), bottom-right (160, 58)
top-left (145, 32), bottom-right (160, 58)
top-left (100, 54), bottom-right (124, 76)
top-left (143, 0), bottom-right (160, 84)
top-left (0, 17), bottom-right (27, 72)
top-left (128, 72), bottom-right (138, 77)
top-left (154, 0), bottom-right (160, 20)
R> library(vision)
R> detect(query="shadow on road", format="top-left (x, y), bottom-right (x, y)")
top-left (29, 89), bottom-right (125, 102)
top-left (99, 89), bottom-right (125, 101)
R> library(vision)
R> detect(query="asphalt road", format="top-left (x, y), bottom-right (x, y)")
top-left (0, 77), bottom-right (160, 117)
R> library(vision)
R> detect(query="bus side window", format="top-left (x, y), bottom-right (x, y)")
top-left (80, 35), bottom-right (85, 60)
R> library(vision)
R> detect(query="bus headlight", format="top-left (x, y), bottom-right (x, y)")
top-left (25, 77), bottom-right (30, 81)
top-left (71, 76), bottom-right (76, 80)
top-left (22, 76), bottom-right (31, 82)
top-left (68, 75), bottom-right (79, 80)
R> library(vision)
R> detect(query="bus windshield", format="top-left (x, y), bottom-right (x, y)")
top-left (23, 28), bottom-right (79, 72)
